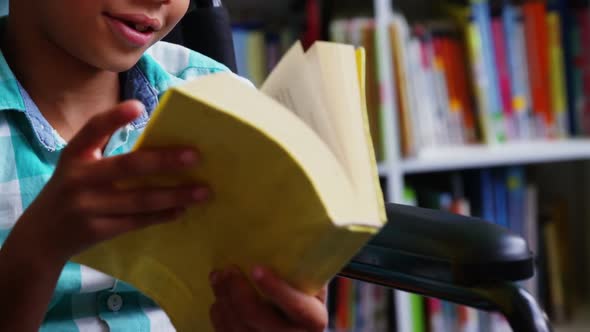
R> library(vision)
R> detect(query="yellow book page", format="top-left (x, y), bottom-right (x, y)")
top-left (306, 41), bottom-right (385, 226)
top-left (73, 72), bottom-right (379, 332)
top-left (261, 42), bottom-right (346, 165)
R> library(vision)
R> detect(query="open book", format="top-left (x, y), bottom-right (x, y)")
top-left (73, 41), bottom-right (386, 332)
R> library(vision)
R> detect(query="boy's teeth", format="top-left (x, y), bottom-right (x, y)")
top-left (135, 24), bottom-right (148, 32)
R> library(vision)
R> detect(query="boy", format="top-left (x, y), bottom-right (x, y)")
top-left (0, 0), bottom-right (328, 331)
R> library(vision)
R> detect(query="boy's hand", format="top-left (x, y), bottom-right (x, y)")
top-left (10, 100), bottom-right (209, 266)
top-left (209, 267), bottom-right (328, 332)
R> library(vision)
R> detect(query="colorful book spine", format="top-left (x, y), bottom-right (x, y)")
top-left (506, 166), bottom-right (526, 236)
top-left (335, 277), bottom-right (353, 329)
top-left (547, 11), bottom-right (570, 138)
top-left (442, 35), bottom-right (472, 144)
top-left (391, 14), bottom-right (424, 155)
top-left (493, 168), bottom-right (509, 229)
top-left (503, 3), bottom-right (533, 140)
top-left (523, 2), bottom-right (555, 138)
top-left (492, 17), bottom-right (516, 140)
top-left (409, 294), bottom-right (426, 332)
top-left (480, 168), bottom-right (495, 222)
top-left (414, 26), bottom-right (443, 149)
top-left (432, 36), bottom-right (457, 145)
top-left (447, 37), bottom-right (477, 143)
top-left (471, 0), bottom-right (506, 144)
top-left (428, 298), bottom-right (445, 332)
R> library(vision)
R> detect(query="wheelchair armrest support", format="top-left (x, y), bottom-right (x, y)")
top-left (349, 203), bottom-right (534, 286)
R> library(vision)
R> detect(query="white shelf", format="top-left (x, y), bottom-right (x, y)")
top-left (399, 139), bottom-right (590, 174)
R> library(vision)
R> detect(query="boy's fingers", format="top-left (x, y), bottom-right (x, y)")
top-left (210, 301), bottom-right (249, 332)
top-left (93, 208), bottom-right (187, 240)
top-left (210, 273), bottom-right (251, 332)
top-left (210, 302), bottom-right (233, 332)
top-left (65, 100), bottom-right (144, 161)
top-left (251, 267), bottom-right (328, 332)
top-left (79, 148), bottom-right (199, 185)
top-left (221, 268), bottom-right (298, 332)
top-left (78, 186), bottom-right (210, 216)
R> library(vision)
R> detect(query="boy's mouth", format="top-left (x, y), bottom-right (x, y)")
top-left (104, 13), bottom-right (161, 33)
top-left (104, 13), bottom-right (162, 48)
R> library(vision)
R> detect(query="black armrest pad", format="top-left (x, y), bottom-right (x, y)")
top-left (351, 204), bottom-right (534, 284)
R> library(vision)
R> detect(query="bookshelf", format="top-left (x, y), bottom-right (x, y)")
top-left (225, 0), bottom-right (590, 330)
top-left (371, 0), bottom-right (590, 331)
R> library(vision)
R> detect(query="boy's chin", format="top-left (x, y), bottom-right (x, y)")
top-left (92, 52), bottom-right (145, 73)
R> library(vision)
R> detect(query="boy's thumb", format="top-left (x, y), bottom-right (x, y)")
top-left (65, 100), bottom-right (144, 160)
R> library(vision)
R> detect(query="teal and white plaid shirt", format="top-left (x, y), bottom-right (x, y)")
top-left (0, 38), bottom-right (230, 331)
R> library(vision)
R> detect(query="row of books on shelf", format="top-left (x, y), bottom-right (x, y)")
top-left (330, 0), bottom-right (590, 158)
top-left (327, 166), bottom-right (576, 331)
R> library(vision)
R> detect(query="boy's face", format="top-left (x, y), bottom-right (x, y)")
top-left (35, 0), bottom-right (190, 72)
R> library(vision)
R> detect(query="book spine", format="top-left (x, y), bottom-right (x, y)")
top-left (417, 28), bottom-right (444, 149)
top-left (427, 298), bottom-right (445, 332)
top-left (578, 9), bottom-right (590, 135)
top-left (506, 166), bottom-right (526, 236)
top-left (361, 20), bottom-right (385, 162)
top-left (493, 168), bottom-right (509, 229)
top-left (409, 35), bottom-right (436, 150)
top-left (432, 36), bottom-right (455, 146)
top-left (523, 2), bottom-right (555, 138)
top-left (389, 18), bottom-right (415, 156)
top-left (547, 11), bottom-right (570, 138)
top-left (442, 37), bottom-right (468, 145)
top-left (492, 17), bottom-right (516, 140)
top-left (302, 0), bottom-right (321, 49)
top-left (335, 277), bottom-right (351, 329)
top-left (246, 29), bottom-right (268, 87)
top-left (329, 19), bottom-right (348, 43)
top-left (448, 37), bottom-right (477, 143)
top-left (472, 1), bottom-right (507, 144)
top-left (480, 168), bottom-right (496, 222)
top-left (503, 4), bottom-right (534, 140)
top-left (409, 293), bottom-right (426, 332)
